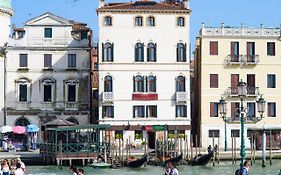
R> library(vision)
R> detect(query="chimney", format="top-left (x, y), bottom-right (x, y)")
top-left (183, 0), bottom-right (189, 9)
top-left (99, 0), bottom-right (105, 8)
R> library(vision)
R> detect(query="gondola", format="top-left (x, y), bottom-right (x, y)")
top-left (124, 154), bottom-right (148, 168)
top-left (189, 151), bottom-right (214, 166)
top-left (163, 154), bottom-right (183, 167)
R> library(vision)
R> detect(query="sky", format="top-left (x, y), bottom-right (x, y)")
top-left (11, 0), bottom-right (281, 52)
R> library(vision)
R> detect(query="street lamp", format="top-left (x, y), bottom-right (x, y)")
top-left (257, 95), bottom-right (266, 119)
top-left (218, 97), bottom-right (228, 151)
top-left (0, 44), bottom-right (7, 126)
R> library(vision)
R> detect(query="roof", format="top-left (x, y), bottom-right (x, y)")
top-left (44, 119), bottom-right (76, 126)
top-left (97, 1), bottom-right (190, 13)
top-left (46, 124), bottom-right (111, 131)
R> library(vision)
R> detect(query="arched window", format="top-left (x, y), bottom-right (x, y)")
top-left (15, 117), bottom-right (30, 127)
top-left (134, 75), bottom-right (144, 92)
top-left (176, 76), bottom-right (186, 92)
top-left (65, 77), bottom-right (79, 102)
top-left (135, 16), bottom-right (143, 26)
top-left (177, 17), bottom-right (185, 26)
top-left (102, 42), bottom-right (114, 62)
top-left (147, 76), bottom-right (156, 93)
top-left (104, 16), bottom-right (112, 26)
top-left (177, 43), bottom-right (186, 62)
top-left (104, 76), bottom-right (113, 92)
top-left (66, 117), bottom-right (79, 125)
top-left (17, 78), bottom-right (30, 102)
top-left (135, 43), bottom-right (144, 62)
top-left (147, 43), bottom-right (157, 62)
top-left (147, 16), bottom-right (155, 26)
top-left (41, 77), bottom-right (56, 102)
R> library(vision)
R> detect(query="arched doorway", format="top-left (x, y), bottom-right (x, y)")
top-left (15, 117), bottom-right (30, 126)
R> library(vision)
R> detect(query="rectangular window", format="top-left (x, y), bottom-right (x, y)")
top-left (208, 130), bottom-right (220, 138)
top-left (231, 130), bottom-right (240, 137)
top-left (247, 74), bottom-right (256, 95)
top-left (44, 54), bottom-right (52, 68)
top-left (19, 84), bottom-right (27, 102)
top-left (210, 102), bottom-right (219, 117)
top-left (268, 102), bottom-right (276, 117)
top-left (19, 54), bottom-right (28, 67)
top-left (135, 130), bottom-right (143, 140)
top-left (44, 28), bottom-right (52, 38)
top-left (176, 105), bottom-right (187, 118)
top-left (68, 85), bottom-right (76, 102)
top-left (231, 102), bottom-right (240, 121)
top-left (147, 105), bottom-right (157, 118)
top-left (81, 32), bottom-right (88, 40)
top-left (103, 106), bottom-right (114, 118)
top-left (44, 84), bottom-right (52, 102)
top-left (267, 42), bottom-right (275, 56)
top-left (267, 74), bottom-right (276, 88)
top-left (231, 74), bottom-right (239, 94)
top-left (68, 54), bottom-right (76, 68)
top-left (230, 42), bottom-right (239, 61)
top-left (135, 17), bottom-right (143, 26)
top-left (247, 102), bottom-right (256, 119)
top-left (210, 74), bottom-right (218, 88)
top-left (210, 41), bottom-right (218, 55)
top-left (247, 42), bottom-right (255, 62)
top-left (133, 106), bottom-right (145, 118)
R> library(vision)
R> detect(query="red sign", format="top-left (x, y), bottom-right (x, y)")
top-left (132, 93), bottom-right (158, 101)
top-left (145, 126), bottom-right (153, 131)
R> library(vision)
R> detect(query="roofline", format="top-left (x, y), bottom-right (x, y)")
top-left (25, 12), bottom-right (73, 26)
top-left (97, 8), bottom-right (191, 14)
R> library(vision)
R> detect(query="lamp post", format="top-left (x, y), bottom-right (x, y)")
top-left (0, 45), bottom-right (7, 126)
top-left (218, 97), bottom-right (228, 151)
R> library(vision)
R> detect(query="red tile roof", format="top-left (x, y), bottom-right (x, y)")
top-left (97, 1), bottom-right (190, 13)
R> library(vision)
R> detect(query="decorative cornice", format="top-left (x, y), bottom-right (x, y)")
top-left (0, 6), bottom-right (13, 16)
top-left (97, 9), bottom-right (190, 15)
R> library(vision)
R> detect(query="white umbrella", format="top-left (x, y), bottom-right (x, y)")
top-left (0, 126), bottom-right (13, 134)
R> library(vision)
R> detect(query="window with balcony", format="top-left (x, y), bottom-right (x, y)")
top-left (133, 75), bottom-right (144, 92)
top-left (68, 85), bottom-right (76, 102)
top-left (41, 77), bottom-right (55, 103)
top-left (104, 16), bottom-right (112, 26)
top-left (147, 105), bottom-right (157, 118)
top-left (267, 42), bottom-right (275, 56)
top-left (102, 42), bottom-right (114, 62)
top-left (268, 102), bottom-right (276, 117)
top-left (104, 75), bottom-right (113, 92)
top-left (68, 54), bottom-right (76, 68)
top-left (176, 105), bottom-right (187, 118)
top-left (208, 130), bottom-right (220, 138)
top-left (133, 106), bottom-right (145, 118)
top-left (135, 16), bottom-right (143, 26)
top-left (147, 75), bottom-right (156, 93)
top-left (44, 54), bottom-right (52, 68)
top-left (247, 74), bottom-right (256, 95)
top-left (230, 42), bottom-right (239, 62)
top-left (210, 41), bottom-right (218, 55)
top-left (147, 16), bottom-right (155, 26)
top-left (177, 17), bottom-right (185, 27)
top-left (177, 43), bottom-right (186, 62)
top-left (17, 78), bottom-right (30, 102)
top-left (231, 102), bottom-right (240, 121)
top-left (19, 54), bottom-right (28, 68)
top-left (44, 85), bottom-right (52, 102)
top-left (210, 74), bottom-right (218, 88)
top-left (246, 42), bottom-right (256, 62)
top-left (247, 102), bottom-right (256, 119)
top-left (176, 76), bottom-right (186, 92)
top-left (147, 43), bottom-right (157, 62)
top-left (210, 102), bottom-right (219, 117)
top-left (135, 43), bottom-right (144, 62)
top-left (267, 74), bottom-right (276, 88)
top-left (65, 78), bottom-right (79, 102)
top-left (231, 74), bottom-right (239, 94)
top-left (44, 28), bottom-right (52, 38)
top-left (102, 106), bottom-right (114, 118)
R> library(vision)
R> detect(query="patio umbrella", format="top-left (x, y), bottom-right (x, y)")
top-left (0, 126), bottom-right (13, 134)
top-left (12, 126), bottom-right (26, 134)
top-left (26, 125), bottom-right (39, 132)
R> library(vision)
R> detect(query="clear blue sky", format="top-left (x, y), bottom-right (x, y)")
top-left (12, 0), bottom-right (281, 53)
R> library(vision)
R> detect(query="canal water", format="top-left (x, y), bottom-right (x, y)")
top-left (26, 161), bottom-right (281, 175)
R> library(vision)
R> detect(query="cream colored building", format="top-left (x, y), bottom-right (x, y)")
top-left (194, 23), bottom-right (281, 149)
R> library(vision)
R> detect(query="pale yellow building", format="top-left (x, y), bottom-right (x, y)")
top-left (194, 23), bottom-right (281, 149)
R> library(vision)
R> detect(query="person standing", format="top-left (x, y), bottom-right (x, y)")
top-left (10, 159), bottom-right (16, 175)
top-left (236, 160), bottom-right (250, 175)
top-left (78, 169), bottom-right (84, 175)
top-left (16, 158), bottom-right (25, 172)
top-left (14, 163), bottom-right (24, 175)
top-left (2, 159), bottom-right (10, 175)
top-left (69, 165), bottom-right (78, 175)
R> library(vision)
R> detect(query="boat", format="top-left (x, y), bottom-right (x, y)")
top-left (163, 154), bottom-right (183, 167)
top-left (89, 162), bottom-right (111, 169)
top-left (189, 151), bottom-right (214, 166)
top-left (124, 154), bottom-right (148, 168)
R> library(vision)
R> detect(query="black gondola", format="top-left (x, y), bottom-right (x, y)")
top-left (163, 154), bottom-right (183, 167)
top-left (189, 151), bottom-right (214, 166)
top-left (124, 155), bottom-right (147, 168)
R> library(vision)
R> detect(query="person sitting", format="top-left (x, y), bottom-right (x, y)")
top-left (235, 160), bottom-right (251, 175)
top-left (163, 161), bottom-right (178, 175)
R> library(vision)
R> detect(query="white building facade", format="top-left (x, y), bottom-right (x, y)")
top-left (97, 0), bottom-right (191, 148)
top-left (4, 12), bottom-right (91, 127)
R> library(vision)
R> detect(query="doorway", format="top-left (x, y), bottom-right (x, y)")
top-left (148, 132), bottom-right (156, 149)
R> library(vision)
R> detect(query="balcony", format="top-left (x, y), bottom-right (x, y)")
top-left (225, 87), bottom-right (260, 97)
top-left (16, 101), bottom-right (31, 110)
top-left (225, 55), bottom-right (243, 65)
top-left (176, 92), bottom-right (188, 103)
top-left (65, 102), bottom-right (78, 110)
top-left (132, 93), bottom-right (158, 101)
top-left (245, 55), bottom-right (259, 65)
top-left (102, 92), bottom-right (114, 103)
top-left (42, 102), bottom-right (55, 110)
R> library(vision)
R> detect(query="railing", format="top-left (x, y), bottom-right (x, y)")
top-left (245, 55), bottom-right (259, 64)
top-left (225, 87), bottom-right (260, 96)
top-left (228, 116), bottom-right (258, 124)
top-left (225, 54), bottom-right (259, 65)
top-left (176, 92), bottom-right (188, 103)
top-left (16, 101), bottom-right (31, 110)
top-left (225, 54), bottom-right (242, 65)
top-left (42, 102), bottom-right (55, 110)
top-left (102, 92), bottom-right (114, 103)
